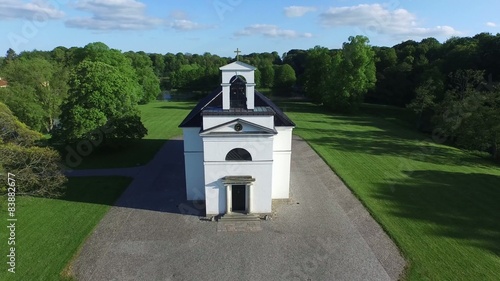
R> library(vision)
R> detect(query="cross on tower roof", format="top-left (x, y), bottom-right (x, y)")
top-left (234, 48), bottom-right (242, 61)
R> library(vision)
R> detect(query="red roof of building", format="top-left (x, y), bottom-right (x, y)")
top-left (0, 80), bottom-right (7, 87)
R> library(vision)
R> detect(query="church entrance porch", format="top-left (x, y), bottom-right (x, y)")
top-left (222, 176), bottom-right (255, 215)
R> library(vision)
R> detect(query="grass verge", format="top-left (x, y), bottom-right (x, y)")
top-left (0, 176), bottom-right (131, 280)
top-left (282, 102), bottom-right (500, 280)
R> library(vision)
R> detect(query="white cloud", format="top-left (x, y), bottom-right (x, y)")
top-left (0, 0), bottom-right (64, 20)
top-left (235, 24), bottom-right (312, 38)
top-left (66, 0), bottom-right (163, 30)
top-left (166, 10), bottom-right (214, 31)
top-left (165, 10), bottom-right (215, 31)
top-left (320, 4), bottom-right (461, 38)
top-left (284, 6), bottom-right (316, 18)
top-left (170, 19), bottom-right (213, 31)
top-left (486, 22), bottom-right (496, 27)
top-left (169, 10), bottom-right (188, 20)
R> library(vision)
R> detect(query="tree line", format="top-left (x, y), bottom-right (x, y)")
top-left (284, 33), bottom-right (500, 161)
top-left (1, 32), bottom-right (499, 197)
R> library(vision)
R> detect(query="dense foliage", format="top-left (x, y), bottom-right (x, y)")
top-left (0, 102), bottom-right (67, 197)
top-left (54, 60), bottom-right (147, 145)
top-left (304, 36), bottom-right (376, 112)
top-left (0, 56), bottom-right (68, 132)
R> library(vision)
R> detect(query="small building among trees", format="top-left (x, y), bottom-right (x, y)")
top-left (0, 78), bottom-right (8, 88)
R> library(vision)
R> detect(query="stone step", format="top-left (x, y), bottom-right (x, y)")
top-left (218, 213), bottom-right (261, 222)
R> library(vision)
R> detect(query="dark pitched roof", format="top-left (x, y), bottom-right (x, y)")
top-left (254, 91), bottom-right (296, 127)
top-left (178, 87), bottom-right (222, 128)
top-left (179, 88), bottom-right (295, 128)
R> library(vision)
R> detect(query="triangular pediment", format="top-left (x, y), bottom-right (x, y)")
top-left (200, 119), bottom-right (276, 136)
top-left (219, 61), bottom-right (257, 71)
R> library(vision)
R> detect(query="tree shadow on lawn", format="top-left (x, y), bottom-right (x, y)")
top-left (61, 176), bottom-right (133, 206)
top-left (279, 101), bottom-right (332, 115)
top-left (298, 118), bottom-right (497, 168)
top-left (58, 139), bottom-right (169, 170)
top-left (282, 102), bottom-right (495, 167)
top-left (157, 103), bottom-right (196, 111)
top-left (61, 139), bottom-right (206, 218)
top-left (373, 170), bottom-right (500, 255)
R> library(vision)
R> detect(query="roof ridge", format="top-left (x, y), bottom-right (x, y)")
top-left (179, 87), bottom-right (295, 128)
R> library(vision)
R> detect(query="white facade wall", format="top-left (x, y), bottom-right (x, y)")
top-left (204, 161), bottom-right (273, 215)
top-left (203, 136), bottom-right (274, 162)
top-left (203, 133), bottom-right (274, 215)
top-left (184, 124), bottom-right (294, 213)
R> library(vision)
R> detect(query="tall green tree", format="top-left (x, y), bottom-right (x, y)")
top-left (274, 64), bottom-right (296, 94)
top-left (55, 60), bottom-right (146, 144)
top-left (125, 51), bottom-right (161, 104)
top-left (149, 53), bottom-right (165, 77)
top-left (303, 46), bottom-right (337, 103)
top-left (259, 64), bottom-right (275, 88)
top-left (282, 49), bottom-right (308, 88)
top-left (328, 35), bottom-right (376, 112)
top-left (4, 48), bottom-right (17, 64)
top-left (73, 42), bottom-right (142, 102)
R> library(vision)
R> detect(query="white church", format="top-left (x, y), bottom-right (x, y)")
top-left (179, 60), bottom-right (295, 218)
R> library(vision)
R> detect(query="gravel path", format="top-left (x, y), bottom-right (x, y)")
top-left (71, 136), bottom-right (406, 281)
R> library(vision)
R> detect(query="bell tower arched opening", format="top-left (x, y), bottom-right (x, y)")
top-left (229, 75), bottom-right (247, 109)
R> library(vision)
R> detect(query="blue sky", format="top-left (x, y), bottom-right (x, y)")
top-left (1, 0), bottom-right (499, 57)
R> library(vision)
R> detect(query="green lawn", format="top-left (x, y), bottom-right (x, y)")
top-left (0, 177), bottom-right (131, 281)
top-left (67, 101), bottom-right (193, 169)
top-left (49, 100), bottom-right (500, 280)
top-left (281, 102), bottom-right (500, 280)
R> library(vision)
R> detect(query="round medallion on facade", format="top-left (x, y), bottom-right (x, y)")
top-left (234, 123), bottom-right (243, 132)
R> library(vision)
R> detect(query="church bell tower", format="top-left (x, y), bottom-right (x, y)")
top-left (219, 60), bottom-right (257, 110)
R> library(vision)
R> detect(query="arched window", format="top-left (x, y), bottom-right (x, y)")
top-left (225, 148), bottom-right (252, 161)
top-left (230, 75), bottom-right (247, 109)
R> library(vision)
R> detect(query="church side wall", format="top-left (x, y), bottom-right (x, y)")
top-left (272, 152), bottom-right (292, 198)
top-left (273, 127), bottom-right (293, 151)
top-left (185, 153), bottom-right (205, 200)
top-left (272, 127), bottom-right (294, 199)
top-left (183, 128), bottom-right (205, 200)
top-left (183, 127), bottom-right (203, 152)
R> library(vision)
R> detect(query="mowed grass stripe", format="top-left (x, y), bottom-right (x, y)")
top-left (283, 102), bottom-right (500, 281)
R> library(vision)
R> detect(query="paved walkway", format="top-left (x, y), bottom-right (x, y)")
top-left (71, 136), bottom-right (406, 281)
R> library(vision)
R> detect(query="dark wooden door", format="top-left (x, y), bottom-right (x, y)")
top-left (232, 185), bottom-right (246, 211)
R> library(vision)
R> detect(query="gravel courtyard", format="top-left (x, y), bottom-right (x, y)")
top-left (71, 136), bottom-right (405, 281)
